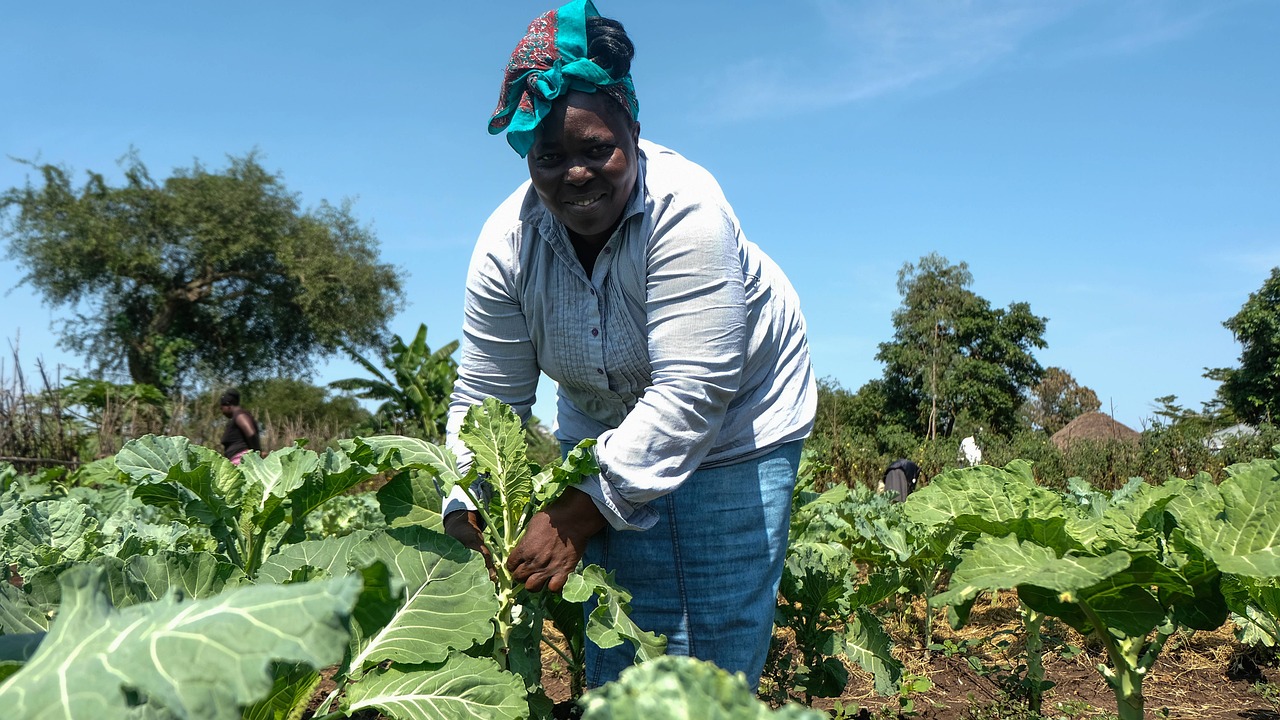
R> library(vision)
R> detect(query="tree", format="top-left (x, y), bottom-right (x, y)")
top-left (876, 253), bottom-right (1047, 438)
top-left (1206, 267), bottom-right (1280, 425)
top-left (1023, 367), bottom-right (1100, 434)
top-left (1, 152), bottom-right (404, 392)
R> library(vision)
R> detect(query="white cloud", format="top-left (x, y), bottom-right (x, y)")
top-left (697, 0), bottom-right (1223, 122)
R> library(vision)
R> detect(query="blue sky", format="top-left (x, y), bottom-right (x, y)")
top-left (2, 1), bottom-right (1277, 432)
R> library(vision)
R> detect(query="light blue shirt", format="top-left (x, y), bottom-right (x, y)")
top-left (446, 140), bottom-right (816, 531)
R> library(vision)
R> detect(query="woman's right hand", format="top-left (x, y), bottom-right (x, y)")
top-left (443, 510), bottom-right (496, 580)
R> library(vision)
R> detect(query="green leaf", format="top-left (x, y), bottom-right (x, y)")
top-left (1184, 457), bottom-right (1280, 576)
top-left (0, 564), bottom-right (359, 720)
top-left (346, 526), bottom-right (498, 674)
top-left (240, 663), bottom-right (322, 720)
top-left (932, 534), bottom-right (1132, 609)
top-left (282, 447), bottom-right (377, 538)
top-left (532, 438), bottom-right (599, 506)
top-left (563, 564), bottom-right (666, 663)
top-left (460, 399), bottom-right (533, 537)
top-left (579, 655), bottom-right (827, 719)
top-left (257, 531), bottom-right (373, 585)
top-left (844, 607), bottom-right (902, 696)
top-left (344, 654), bottom-right (528, 720)
top-left (904, 462), bottom-right (1075, 552)
top-left (377, 470), bottom-right (446, 531)
top-left (124, 551), bottom-right (247, 601)
top-left (0, 584), bottom-right (50, 634)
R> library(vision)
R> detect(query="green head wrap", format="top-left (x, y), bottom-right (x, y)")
top-left (488, 0), bottom-right (639, 157)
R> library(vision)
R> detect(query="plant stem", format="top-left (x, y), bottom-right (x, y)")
top-left (1021, 603), bottom-right (1045, 716)
top-left (1078, 601), bottom-right (1146, 720)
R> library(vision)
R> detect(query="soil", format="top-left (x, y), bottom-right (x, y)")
top-left (304, 591), bottom-right (1280, 719)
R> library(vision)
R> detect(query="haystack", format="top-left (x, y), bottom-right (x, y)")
top-left (1050, 412), bottom-right (1140, 451)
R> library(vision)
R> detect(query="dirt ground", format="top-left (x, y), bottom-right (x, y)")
top-left (307, 591), bottom-right (1280, 719)
top-left (539, 591), bottom-right (1280, 720)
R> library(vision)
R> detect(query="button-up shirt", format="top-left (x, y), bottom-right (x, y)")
top-left (446, 140), bottom-right (816, 531)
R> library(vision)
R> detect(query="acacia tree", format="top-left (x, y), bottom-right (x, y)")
top-left (1, 152), bottom-right (404, 392)
top-left (1207, 267), bottom-right (1280, 424)
top-left (1024, 366), bottom-right (1100, 434)
top-left (876, 253), bottom-right (1047, 438)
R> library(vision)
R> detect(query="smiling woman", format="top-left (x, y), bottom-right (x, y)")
top-left (441, 0), bottom-right (818, 691)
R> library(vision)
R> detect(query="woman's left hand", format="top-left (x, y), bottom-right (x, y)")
top-left (508, 486), bottom-right (607, 592)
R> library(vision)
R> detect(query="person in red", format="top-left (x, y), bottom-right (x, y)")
top-left (218, 389), bottom-right (261, 464)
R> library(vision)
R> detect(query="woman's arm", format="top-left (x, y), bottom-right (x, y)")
top-left (575, 196), bottom-right (748, 532)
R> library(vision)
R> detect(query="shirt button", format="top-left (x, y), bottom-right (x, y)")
top-left (591, 328), bottom-right (599, 337)
top-left (603, 247), bottom-right (612, 254)
top-left (596, 368), bottom-right (604, 375)
top-left (590, 289), bottom-right (597, 296)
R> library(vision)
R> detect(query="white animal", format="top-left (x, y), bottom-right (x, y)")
top-left (959, 435), bottom-right (982, 467)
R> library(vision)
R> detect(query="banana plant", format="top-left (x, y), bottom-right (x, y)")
top-left (330, 323), bottom-right (458, 441)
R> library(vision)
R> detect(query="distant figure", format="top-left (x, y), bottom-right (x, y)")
top-left (218, 389), bottom-right (261, 464)
top-left (959, 435), bottom-right (982, 467)
top-left (880, 459), bottom-right (921, 502)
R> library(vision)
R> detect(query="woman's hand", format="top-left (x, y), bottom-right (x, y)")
top-left (443, 509), bottom-right (496, 580)
top-left (508, 486), bottom-right (606, 592)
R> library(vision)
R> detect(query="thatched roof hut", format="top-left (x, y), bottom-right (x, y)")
top-left (1050, 412), bottom-right (1141, 451)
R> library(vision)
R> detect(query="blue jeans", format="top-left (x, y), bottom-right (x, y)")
top-left (577, 440), bottom-right (802, 689)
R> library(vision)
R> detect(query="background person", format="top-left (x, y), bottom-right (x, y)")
top-left (218, 389), bottom-right (261, 464)
top-left (442, 0), bottom-right (816, 689)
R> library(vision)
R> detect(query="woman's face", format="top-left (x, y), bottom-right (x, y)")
top-left (527, 90), bottom-right (640, 246)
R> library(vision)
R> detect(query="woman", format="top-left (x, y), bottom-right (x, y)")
top-left (444, 0), bottom-right (816, 689)
top-left (218, 389), bottom-right (261, 464)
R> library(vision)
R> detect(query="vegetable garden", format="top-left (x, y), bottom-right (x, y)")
top-left (3, 398), bottom-right (1280, 719)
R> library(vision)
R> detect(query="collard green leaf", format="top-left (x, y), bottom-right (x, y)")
top-left (903, 461), bottom-right (1075, 552)
top-left (460, 399), bottom-right (533, 537)
top-left (579, 655), bottom-right (827, 719)
top-left (117, 435), bottom-right (242, 543)
top-left (344, 654), bottom-right (528, 720)
top-left (0, 583), bottom-right (50, 634)
top-left (932, 534), bottom-right (1132, 610)
top-left (377, 470), bottom-right (445, 531)
top-left (1, 499), bottom-right (101, 569)
top-left (0, 564), bottom-right (359, 720)
top-left (124, 551), bottom-right (247, 601)
top-left (532, 438), bottom-right (599, 506)
top-left (563, 564), bottom-right (667, 663)
top-left (844, 607), bottom-right (901, 696)
top-left (346, 526), bottom-right (498, 674)
top-left (282, 447), bottom-right (376, 537)
top-left (1080, 584), bottom-right (1167, 639)
top-left (256, 530), bottom-right (374, 585)
top-left (239, 662), bottom-right (321, 720)
top-left (1068, 479), bottom-right (1187, 554)
top-left (1182, 457), bottom-right (1280, 577)
top-left (347, 435), bottom-right (463, 490)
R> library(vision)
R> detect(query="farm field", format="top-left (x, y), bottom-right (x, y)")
top-left (3, 405), bottom-right (1280, 719)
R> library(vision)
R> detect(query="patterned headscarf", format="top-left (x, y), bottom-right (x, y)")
top-left (488, 0), bottom-right (639, 157)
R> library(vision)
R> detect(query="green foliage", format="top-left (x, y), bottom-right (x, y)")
top-left (233, 378), bottom-right (372, 438)
top-left (1207, 267), bottom-right (1280, 424)
top-left (876, 253), bottom-right (1047, 439)
top-left (331, 323), bottom-right (458, 441)
top-left (580, 656), bottom-right (827, 719)
top-left (0, 152), bottom-right (404, 391)
top-left (1024, 367), bottom-right (1101, 434)
top-left (0, 565), bottom-right (360, 719)
top-left (765, 456), bottom-right (904, 703)
top-left (915, 455), bottom-right (1280, 720)
top-left (114, 434), bottom-right (375, 576)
